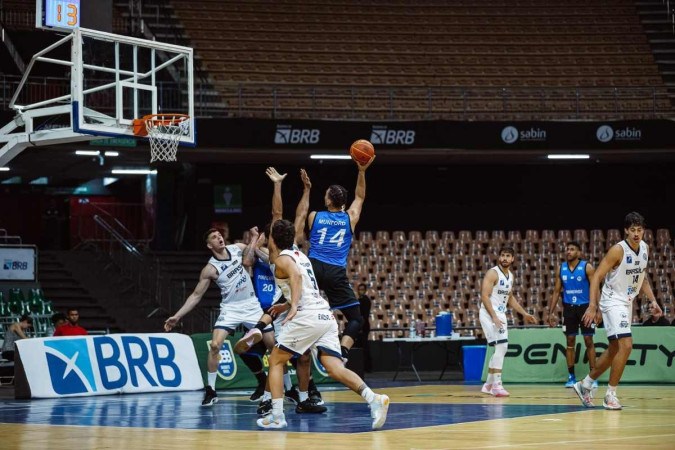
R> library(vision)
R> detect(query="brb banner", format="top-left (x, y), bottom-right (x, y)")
top-left (481, 328), bottom-right (675, 383)
top-left (0, 247), bottom-right (36, 281)
top-left (14, 334), bottom-right (203, 399)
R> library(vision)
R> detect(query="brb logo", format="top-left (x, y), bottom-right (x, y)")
top-left (370, 125), bottom-right (415, 145)
top-left (274, 124), bottom-right (320, 144)
top-left (3, 259), bottom-right (28, 270)
top-left (44, 336), bottom-right (182, 395)
top-left (215, 340), bottom-right (237, 381)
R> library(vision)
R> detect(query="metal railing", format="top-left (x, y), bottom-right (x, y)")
top-left (1, 74), bottom-right (672, 120)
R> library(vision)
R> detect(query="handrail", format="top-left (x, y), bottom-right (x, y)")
top-left (1, 74), bottom-right (672, 120)
top-left (92, 215), bottom-right (143, 260)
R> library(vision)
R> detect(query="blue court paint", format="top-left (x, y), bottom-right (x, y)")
top-left (0, 392), bottom-right (586, 433)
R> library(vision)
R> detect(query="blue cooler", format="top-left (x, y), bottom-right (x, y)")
top-left (462, 345), bottom-right (487, 382)
top-left (435, 312), bottom-right (453, 336)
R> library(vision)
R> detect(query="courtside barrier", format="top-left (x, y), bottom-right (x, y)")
top-left (14, 333), bottom-right (203, 398)
top-left (481, 327), bottom-right (675, 383)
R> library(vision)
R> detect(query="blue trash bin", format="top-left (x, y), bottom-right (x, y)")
top-left (435, 312), bottom-right (452, 336)
top-left (462, 345), bottom-right (487, 382)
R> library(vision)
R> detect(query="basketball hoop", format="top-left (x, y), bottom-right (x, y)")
top-left (133, 114), bottom-right (190, 162)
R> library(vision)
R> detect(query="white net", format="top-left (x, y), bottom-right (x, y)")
top-left (145, 115), bottom-right (190, 162)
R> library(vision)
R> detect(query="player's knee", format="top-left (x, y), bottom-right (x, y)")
top-left (583, 336), bottom-right (594, 346)
top-left (489, 342), bottom-right (508, 369)
top-left (209, 341), bottom-right (222, 354)
top-left (344, 316), bottom-right (364, 339)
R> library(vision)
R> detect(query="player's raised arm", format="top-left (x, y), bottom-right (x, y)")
top-left (294, 169), bottom-right (311, 245)
top-left (346, 156), bottom-right (375, 230)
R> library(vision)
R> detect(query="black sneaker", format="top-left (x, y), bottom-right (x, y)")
top-left (257, 399), bottom-right (272, 416)
top-left (284, 386), bottom-right (300, 405)
top-left (308, 381), bottom-right (324, 406)
top-left (250, 383), bottom-right (265, 402)
top-left (295, 398), bottom-right (327, 414)
top-left (202, 386), bottom-right (218, 407)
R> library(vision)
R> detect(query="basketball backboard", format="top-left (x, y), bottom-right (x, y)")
top-left (0, 25), bottom-right (194, 166)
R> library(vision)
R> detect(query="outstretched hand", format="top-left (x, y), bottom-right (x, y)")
top-left (300, 168), bottom-right (311, 189)
top-left (266, 167), bottom-right (287, 183)
top-left (356, 154), bottom-right (376, 170)
top-left (164, 316), bottom-right (179, 332)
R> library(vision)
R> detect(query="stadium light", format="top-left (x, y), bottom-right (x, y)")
top-left (111, 169), bottom-right (157, 175)
top-left (547, 154), bottom-right (590, 160)
top-left (310, 154), bottom-right (351, 160)
top-left (75, 150), bottom-right (100, 156)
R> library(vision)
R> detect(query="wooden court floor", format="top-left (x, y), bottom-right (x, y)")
top-left (0, 383), bottom-right (673, 449)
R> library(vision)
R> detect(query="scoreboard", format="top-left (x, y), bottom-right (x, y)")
top-left (36, 0), bottom-right (81, 30)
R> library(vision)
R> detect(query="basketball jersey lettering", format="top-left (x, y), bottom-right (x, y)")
top-left (308, 211), bottom-right (352, 267)
top-left (601, 240), bottom-right (649, 305)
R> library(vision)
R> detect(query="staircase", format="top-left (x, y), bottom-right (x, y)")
top-left (636, 0), bottom-right (675, 107)
top-left (38, 251), bottom-right (120, 333)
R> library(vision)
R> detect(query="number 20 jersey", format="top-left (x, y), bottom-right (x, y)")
top-left (601, 240), bottom-right (649, 307)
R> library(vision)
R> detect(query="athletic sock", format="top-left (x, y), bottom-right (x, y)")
top-left (582, 375), bottom-right (595, 389)
top-left (486, 373), bottom-right (495, 384)
top-left (254, 321), bottom-right (267, 332)
top-left (607, 384), bottom-right (617, 396)
top-left (493, 373), bottom-right (502, 385)
top-left (262, 391), bottom-right (271, 401)
top-left (360, 386), bottom-right (376, 404)
top-left (272, 398), bottom-right (284, 416)
top-left (568, 366), bottom-right (575, 376)
top-left (207, 372), bottom-right (217, 389)
top-left (299, 391), bottom-right (309, 402)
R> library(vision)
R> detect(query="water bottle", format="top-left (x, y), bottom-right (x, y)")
top-left (409, 321), bottom-right (417, 339)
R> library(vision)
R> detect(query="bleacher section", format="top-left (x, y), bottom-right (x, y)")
top-left (146, 228), bottom-right (675, 341)
top-left (170, 0), bottom-right (674, 119)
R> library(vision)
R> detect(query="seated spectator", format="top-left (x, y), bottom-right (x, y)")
top-left (48, 312), bottom-right (67, 336)
top-left (1, 315), bottom-right (33, 361)
top-left (53, 308), bottom-right (88, 336)
top-left (642, 300), bottom-right (670, 326)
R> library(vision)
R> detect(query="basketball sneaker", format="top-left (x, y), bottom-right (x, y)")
top-left (257, 399), bottom-right (272, 416)
top-left (201, 386), bottom-right (218, 407)
top-left (481, 383), bottom-right (493, 395)
top-left (573, 381), bottom-right (594, 408)
top-left (249, 382), bottom-right (265, 402)
top-left (257, 412), bottom-right (287, 429)
top-left (308, 379), bottom-right (324, 405)
top-left (565, 374), bottom-right (577, 388)
top-left (234, 328), bottom-right (262, 354)
top-left (490, 384), bottom-right (510, 397)
top-left (603, 392), bottom-right (622, 410)
top-left (295, 398), bottom-right (328, 414)
top-left (284, 386), bottom-right (301, 405)
top-left (370, 394), bottom-right (390, 430)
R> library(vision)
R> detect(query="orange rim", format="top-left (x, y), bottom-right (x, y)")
top-left (132, 114), bottom-right (190, 136)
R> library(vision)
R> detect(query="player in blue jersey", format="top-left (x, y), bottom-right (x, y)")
top-left (307, 155), bottom-right (375, 361)
top-left (548, 241), bottom-right (598, 388)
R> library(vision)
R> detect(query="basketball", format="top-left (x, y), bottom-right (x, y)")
top-left (350, 139), bottom-right (375, 165)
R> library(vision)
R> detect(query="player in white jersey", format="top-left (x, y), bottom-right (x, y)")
top-left (479, 245), bottom-right (537, 397)
top-left (164, 226), bottom-right (274, 407)
top-left (573, 212), bottom-right (663, 410)
top-left (234, 167), bottom-right (325, 413)
top-left (257, 219), bottom-right (389, 430)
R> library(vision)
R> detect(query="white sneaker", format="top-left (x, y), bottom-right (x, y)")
top-left (256, 412), bottom-right (288, 429)
top-left (481, 383), bottom-right (493, 395)
top-left (234, 328), bottom-right (262, 354)
top-left (490, 384), bottom-right (510, 397)
top-left (370, 394), bottom-right (390, 430)
top-left (573, 381), bottom-right (594, 408)
top-left (603, 392), bottom-right (622, 410)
